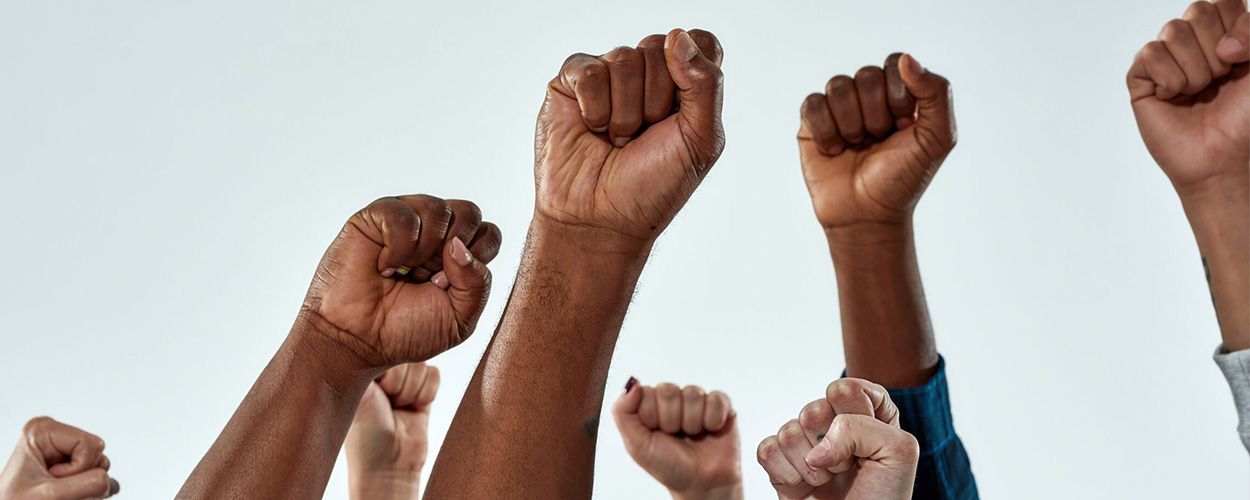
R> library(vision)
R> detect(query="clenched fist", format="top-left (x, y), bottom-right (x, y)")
top-left (534, 29), bottom-right (726, 247)
top-left (301, 196), bottom-right (502, 370)
top-left (346, 363), bottom-right (441, 500)
top-left (0, 417), bottom-right (119, 500)
top-left (612, 379), bottom-right (742, 500)
top-left (1128, 0), bottom-right (1249, 197)
top-left (757, 379), bottom-right (918, 500)
top-left (799, 53), bottom-right (955, 231)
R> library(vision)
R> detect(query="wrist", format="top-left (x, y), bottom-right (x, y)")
top-left (1176, 172), bottom-right (1250, 225)
top-left (529, 211), bottom-right (657, 257)
top-left (671, 483), bottom-right (744, 500)
top-left (348, 471), bottom-right (420, 500)
top-left (287, 311), bottom-right (386, 397)
top-left (824, 220), bottom-right (915, 262)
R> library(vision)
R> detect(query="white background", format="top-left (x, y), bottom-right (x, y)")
top-left (1, 1), bottom-right (1246, 498)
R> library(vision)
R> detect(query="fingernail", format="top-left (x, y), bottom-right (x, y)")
top-left (825, 145), bottom-right (844, 156)
top-left (380, 268), bottom-right (396, 278)
top-left (624, 376), bottom-right (638, 393)
top-left (674, 30), bottom-right (698, 62)
top-left (816, 433), bottom-right (825, 442)
top-left (906, 54), bottom-right (924, 74)
top-left (895, 117), bottom-right (915, 129)
top-left (108, 477), bottom-right (120, 496)
top-left (612, 136), bottom-right (629, 148)
top-left (591, 125), bottom-right (609, 134)
top-left (1218, 37), bottom-right (1245, 56)
top-left (431, 271), bottom-right (449, 290)
top-left (451, 237), bottom-right (473, 266)
top-left (394, 266), bottom-right (412, 277)
top-left (805, 445), bottom-right (829, 466)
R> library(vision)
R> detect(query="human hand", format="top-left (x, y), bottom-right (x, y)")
top-left (0, 417), bottom-right (119, 500)
top-left (799, 53), bottom-right (955, 234)
top-left (1128, 0), bottom-right (1249, 200)
top-left (612, 379), bottom-right (742, 500)
top-left (533, 28), bottom-right (726, 250)
top-left (300, 196), bottom-right (502, 371)
top-left (345, 363), bottom-right (440, 500)
top-left (756, 379), bottom-right (918, 500)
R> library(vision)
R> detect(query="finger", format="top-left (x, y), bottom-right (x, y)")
top-left (654, 382), bottom-right (683, 434)
top-left (382, 195), bottom-right (453, 278)
top-left (413, 364), bottom-right (440, 408)
top-left (825, 75), bottom-right (865, 144)
top-left (680, 385), bottom-right (707, 436)
top-left (96, 454), bottom-right (109, 472)
top-left (377, 363), bottom-right (418, 401)
top-left (466, 222), bottom-right (502, 265)
top-left (1160, 19), bottom-right (1215, 94)
top-left (38, 468), bottom-right (111, 500)
top-left (558, 53), bottom-right (612, 133)
top-left (1131, 41), bottom-right (1189, 101)
top-left (434, 236), bottom-right (491, 352)
top-left (898, 54), bottom-right (957, 159)
top-left (1213, 0), bottom-right (1248, 31)
top-left (600, 47), bottom-right (645, 147)
top-left (798, 398), bottom-right (835, 446)
top-left (805, 414), bottom-right (920, 475)
top-left (637, 385), bottom-right (660, 429)
top-left (1184, 1), bottom-right (1234, 76)
top-left (778, 419), bottom-right (829, 485)
top-left (800, 93), bottom-right (845, 156)
top-left (412, 199), bottom-right (483, 281)
top-left (637, 34), bottom-right (675, 124)
top-left (825, 378), bottom-right (900, 427)
top-left (756, 436), bottom-right (805, 489)
top-left (611, 377), bottom-right (650, 451)
top-left (25, 417), bottom-right (106, 478)
top-left (1217, 11), bottom-right (1250, 63)
top-left (663, 28), bottom-right (725, 170)
top-left (703, 391), bottom-right (732, 432)
top-left (884, 53), bottom-right (916, 129)
top-left (854, 66), bottom-right (893, 138)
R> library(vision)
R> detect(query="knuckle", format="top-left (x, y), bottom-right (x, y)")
top-left (603, 46), bottom-right (642, 65)
top-left (826, 75), bottom-right (854, 93)
top-left (802, 93), bottom-right (827, 114)
top-left (1159, 19), bottom-right (1191, 40)
top-left (22, 416), bottom-right (52, 433)
top-left (891, 432), bottom-right (921, 461)
top-left (88, 469), bottom-right (110, 494)
top-left (756, 437), bottom-right (781, 462)
top-left (637, 34), bottom-right (666, 50)
top-left (799, 400), bottom-right (828, 426)
top-left (681, 385), bottom-right (706, 399)
top-left (854, 65), bottom-right (883, 80)
top-left (777, 420), bottom-right (805, 445)
top-left (655, 383), bottom-right (680, 399)
top-left (1184, 1), bottom-right (1218, 19)
top-left (826, 378), bottom-right (863, 402)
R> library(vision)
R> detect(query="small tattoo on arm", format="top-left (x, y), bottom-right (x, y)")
top-left (584, 416), bottom-right (599, 439)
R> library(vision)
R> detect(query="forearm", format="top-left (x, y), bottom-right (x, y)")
top-left (177, 313), bottom-right (378, 500)
top-left (425, 216), bottom-right (650, 499)
top-left (1180, 175), bottom-right (1250, 352)
top-left (348, 471), bottom-right (420, 500)
top-left (671, 483), bottom-right (744, 500)
top-left (827, 221), bottom-right (939, 388)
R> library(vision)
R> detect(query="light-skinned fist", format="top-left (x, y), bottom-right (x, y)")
top-left (612, 379), bottom-right (742, 500)
top-left (346, 362), bottom-right (441, 500)
top-left (534, 29), bottom-right (726, 250)
top-left (756, 379), bottom-right (918, 500)
top-left (0, 417), bottom-right (119, 500)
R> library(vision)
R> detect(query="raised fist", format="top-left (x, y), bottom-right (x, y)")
top-left (301, 195), bottom-right (502, 369)
top-left (346, 362), bottom-right (441, 500)
top-left (756, 379), bottom-right (918, 500)
top-left (799, 53), bottom-right (955, 231)
top-left (611, 379), bottom-right (741, 500)
top-left (0, 417), bottom-right (119, 500)
top-left (1128, 0), bottom-right (1249, 196)
top-left (534, 28), bottom-right (726, 247)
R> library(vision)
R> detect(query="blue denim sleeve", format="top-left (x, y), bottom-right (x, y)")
top-left (845, 357), bottom-right (978, 500)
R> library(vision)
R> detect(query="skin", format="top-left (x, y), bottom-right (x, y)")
top-left (1127, 0), bottom-right (1249, 351)
top-left (756, 378), bottom-right (919, 500)
top-left (345, 362), bottom-right (441, 500)
top-left (799, 53), bottom-right (956, 388)
top-left (612, 380), bottom-right (742, 500)
top-left (424, 28), bottom-right (725, 499)
top-left (175, 196), bottom-right (502, 500)
top-left (0, 417), bottom-right (118, 500)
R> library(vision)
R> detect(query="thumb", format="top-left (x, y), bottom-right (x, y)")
top-left (41, 468), bottom-right (115, 500)
top-left (663, 28), bottom-right (726, 170)
top-left (431, 237), bottom-right (491, 342)
top-left (804, 414), bottom-right (919, 474)
top-left (611, 377), bottom-right (649, 451)
top-left (1217, 11), bottom-right (1249, 64)
top-left (897, 53), bottom-right (957, 159)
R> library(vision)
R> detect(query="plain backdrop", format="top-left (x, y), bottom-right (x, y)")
top-left (1, 1), bottom-right (1247, 498)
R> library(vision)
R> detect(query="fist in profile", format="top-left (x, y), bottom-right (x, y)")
top-left (534, 29), bottom-right (726, 248)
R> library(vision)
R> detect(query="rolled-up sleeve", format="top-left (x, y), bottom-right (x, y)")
top-left (1213, 344), bottom-right (1250, 453)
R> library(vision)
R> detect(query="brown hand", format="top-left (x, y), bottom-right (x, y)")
top-left (800, 53), bottom-right (955, 231)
